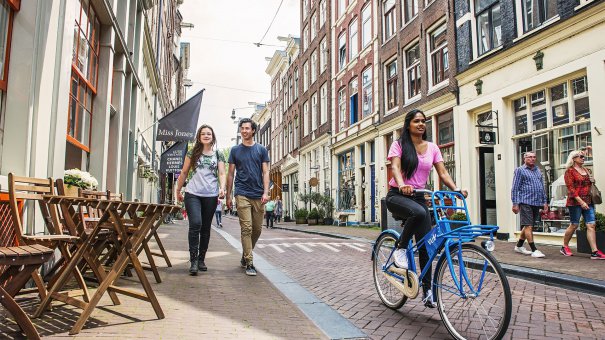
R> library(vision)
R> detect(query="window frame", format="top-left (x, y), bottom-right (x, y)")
top-left (362, 66), bottom-right (373, 117)
top-left (383, 0), bottom-right (396, 41)
top-left (385, 58), bottom-right (398, 112)
top-left (403, 0), bottom-right (418, 24)
top-left (405, 42), bottom-right (421, 100)
top-left (303, 100), bottom-right (310, 136)
top-left (310, 50), bottom-right (318, 84)
top-left (361, 4), bottom-right (372, 48)
top-left (428, 22), bottom-right (449, 88)
top-left (320, 37), bottom-right (328, 73)
top-left (475, 1), bottom-right (502, 56)
top-left (338, 32), bottom-right (347, 71)
top-left (349, 18), bottom-right (358, 60)
top-left (338, 87), bottom-right (347, 130)
top-left (320, 82), bottom-right (328, 125)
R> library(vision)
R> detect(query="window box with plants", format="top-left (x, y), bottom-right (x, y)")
top-left (576, 212), bottom-right (605, 254)
top-left (294, 209), bottom-right (308, 224)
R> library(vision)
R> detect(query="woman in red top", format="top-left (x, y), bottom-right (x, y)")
top-left (561, 147), bottom-right (604, 259)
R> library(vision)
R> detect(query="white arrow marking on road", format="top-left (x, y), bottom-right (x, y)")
top-left (294, 243), bottom-right (313, 252)
top-left (319, 243), bottom-right (341, 252)
top-left (267, 244), bottom-right (286, 253)
top-left (342, 243), bottom-right (367, 251)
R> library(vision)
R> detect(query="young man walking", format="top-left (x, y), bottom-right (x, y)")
top-left (226, 118), bottom-right (270, 276)
top-left (511, 151), bottom-right (548, 258)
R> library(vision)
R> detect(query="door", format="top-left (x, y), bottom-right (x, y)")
top-left (370, 164), bottom-right (376, 222)
top-left (479, 147), bottom-right (497, 225)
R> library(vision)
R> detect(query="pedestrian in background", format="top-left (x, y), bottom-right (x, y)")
top-left (176, 125), bottom-right (226, 275)
top-left (215, 199), bottom-right (223, 228)
top-left (265, 199), bottom-right (275, 228)
top-left (226, 118), bottom-right (270, 276)
top-left (274, 196), bottom-right (283, 223)
top-left (561, 148), bottom-right (605, 259)
top-left (511, 151), bottom-right (547, 258)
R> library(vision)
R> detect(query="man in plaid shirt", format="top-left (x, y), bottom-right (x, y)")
top-left (511, 151), bottom-right (548, 258)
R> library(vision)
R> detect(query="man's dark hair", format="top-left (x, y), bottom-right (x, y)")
top-left (238, 118), bottom-right (257, 135)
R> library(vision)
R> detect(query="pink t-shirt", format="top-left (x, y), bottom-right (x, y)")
top-left (387, 141), bottom-right (443, 189)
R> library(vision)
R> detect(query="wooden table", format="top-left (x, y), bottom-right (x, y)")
top-left (34, 196), bottom-right (179, 335)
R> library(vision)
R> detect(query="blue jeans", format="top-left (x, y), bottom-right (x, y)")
top-left (569, 204), bottom-right (596, 224)
top-left (215, 211), bottom-right (222, 225)
top-left (184, 193), bottom-right (218, 261)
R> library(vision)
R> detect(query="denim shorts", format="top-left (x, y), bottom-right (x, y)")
top-left (568, 204), bottom-right (596, 224)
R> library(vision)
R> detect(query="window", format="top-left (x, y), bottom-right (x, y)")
top-left (403, 0), bottom-right (418, 23)
top-left (68, 0), bottom-right (100, 152)
top-left (303, 0), bottom-right (309, 20)
top-left (294, 116), bottom-right (299, 148)
top-left (303, 101), bottom-right (309, 136)
top-left (311, 50), bottom-right (317, 84)
top-left (514, 97), bottom-right (528, 134)
top-left (320, 0), bottom-right (326, 27)
top-left (288, 122), bottom-right (293, 152)
top-left (362, 5), bottom-right (372, 48)
top-left (303, 61), bottom-right (309, 92)
top-left (522, 0), bottom-right (557, 32)
top-left (311, 92), bottom-right (318, 131)
top-left (338, 87), bottom-right (347, 130)
top-left (288, 75), bottom-right (293, 105)
top-left (294, 67), bottom-right (299, 100)
top-left (406, 43), bottom-right (421, 99)
top-left (551, 82), bottom-right (568, 126)
top-left (0, 0), bottom-right (17, 91)
top-left (383, 0), bottom-right (396, 41)
top-left (338, 32), bottom-right (347, 70)
top-left (311, 12), bottom-right (317, 40)
top-left (338, 150), bottom-right (355, 211)
top-left (476, 0), bottom-right (502, 55)
top-left (362, 67), bottom-right (373, 117)
top-left (429, 24), bottom-right (448, 86)
top-left (349, 19), bottom-right (358, 60)
top-left (320, 37), bottom-right (328, 73)
top-left (303, 25), bottom-right (309, 51)
top-left (385, 59), bottom-right (398, 110)
top-left (338, 0), bottom-right (347, 18)
top-left (320, 82), bottom-right (327, 124)
top-left (349, 78), bottom-right (359, 125)
top-left (437, 111), bottom-right (455, 190)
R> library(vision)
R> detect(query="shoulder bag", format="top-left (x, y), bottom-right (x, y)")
top-left (589, 169), bottom-right (602, 205)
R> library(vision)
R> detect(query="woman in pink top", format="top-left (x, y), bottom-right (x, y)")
top-left (385, 109), bottom-right (466, 308)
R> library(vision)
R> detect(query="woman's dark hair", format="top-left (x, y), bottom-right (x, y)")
top-left (398, 109), bottom-right (427, 180)
top-left (238, 118), bottom-right (257, 136)
top-left (189, 124), bottom-right (217, 168)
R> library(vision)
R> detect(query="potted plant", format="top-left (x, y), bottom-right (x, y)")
top-left (294, 208), bottom-right (308, 224)
top-left (320, 195), bottom-right (334, 225)
top-left (64, 169), bottom-right (98, 196)
top-left (448, 211), bottom-right (469, 229)
top-left (577, 212), bottom-right (605, 254)
top-left (283, 210), bottom-right (292, 222)
top-left (317, 208), bottom-right (326, 225)
top-left (307, 208), bottom-right (319, 225)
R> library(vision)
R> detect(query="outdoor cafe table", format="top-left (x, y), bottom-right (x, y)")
top-left (34, 195), bottom-right (179, 335)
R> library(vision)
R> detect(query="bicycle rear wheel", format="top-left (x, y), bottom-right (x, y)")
top-left (372, 233), bottom-right (407, 309)
top-left (434, 243), bottom-right (511, 340)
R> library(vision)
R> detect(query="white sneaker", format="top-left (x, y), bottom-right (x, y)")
top-left (531, 250), bottom-right (546, 258)
top-left (514, 246), bottom-right (532, 255)
top-left (393, 248), bottom-right (408, 269)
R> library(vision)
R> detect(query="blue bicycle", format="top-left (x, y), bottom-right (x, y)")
top-left (372, 190), bottom-right (512, 340)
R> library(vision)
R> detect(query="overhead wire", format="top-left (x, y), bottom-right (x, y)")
top-left (182, 35), bottom-right (285, 48)
top-left (256, 0), bottom-right (285, 46)
top-left (190, 81), bottom-right (269, 94)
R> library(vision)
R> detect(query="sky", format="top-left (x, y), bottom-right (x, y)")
top-left (179, 0), bottom-right (300, 149)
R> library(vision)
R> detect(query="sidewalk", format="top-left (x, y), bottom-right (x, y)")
top-left (268, 219), bottom-right (605, 295)
top-left (0, 220), bottom-right (326, 339)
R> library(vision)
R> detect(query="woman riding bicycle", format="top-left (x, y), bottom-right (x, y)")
top-left (385, 109), bottom-right (467, 308)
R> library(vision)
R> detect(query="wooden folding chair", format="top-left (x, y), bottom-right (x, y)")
top-left (8, 173), bottom-right (91, 308)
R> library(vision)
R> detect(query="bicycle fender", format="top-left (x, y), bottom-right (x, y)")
top-left (371, 229), bottom-right (401, 261)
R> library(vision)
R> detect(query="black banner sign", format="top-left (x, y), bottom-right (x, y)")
top-left (157, 90), bottom-right (204, 141)
top-left (160, 141), bottom-right (188, 173)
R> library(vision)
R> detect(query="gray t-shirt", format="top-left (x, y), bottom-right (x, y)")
top-left (185, 150), bottom-right (225, 197)
top-left (228, 143), bottom-right (270, 199)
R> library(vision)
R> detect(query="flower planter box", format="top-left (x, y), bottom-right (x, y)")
top-left (284, 216), bottom-right (292, 222)
top-left (576, 230), bottom-right (605, 254)
top-left (295, 218), bottom-right (307, 225)
top-left (307, 218), bottom-right (318, 225)
top-left (323, 217), bottom-right (334, 225)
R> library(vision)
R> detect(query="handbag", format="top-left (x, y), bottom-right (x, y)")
top-left (588, 169), bottom-right (602, 205)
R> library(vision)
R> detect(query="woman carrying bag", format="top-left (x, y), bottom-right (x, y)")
top-left (560, 147), bottom-right (605, 260)
top-left (176, 125), bottom-right (226, 275)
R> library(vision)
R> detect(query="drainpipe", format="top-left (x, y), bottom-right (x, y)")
top-left (152, 0), bottom-right (163, 202)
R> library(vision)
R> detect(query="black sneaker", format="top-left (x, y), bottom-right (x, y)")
top-left (240, 256), bottom-right (246, 268)
top-left (189, 259), bottom-right (199, 276)
top-left (422, 289), bottom-right (437, 308)
top-left (198, 260), bottom-right (207, 272)
top-left (245, 265), bottom-right (257, 276)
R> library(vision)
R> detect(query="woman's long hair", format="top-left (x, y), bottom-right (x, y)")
top-left (565, 150), bottom-right (583, 169)
top-left (189, 124), bottom-right (217, 170)
top-left (398, 109), bottom-right (427, 179)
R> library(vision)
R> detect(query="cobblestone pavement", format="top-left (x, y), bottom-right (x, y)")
top-left (223, 216), bottom-right (605, 339)
top-left (271, 221), bottom-right (605, 282)
top-left (0, 221), bottom-right (326, 339)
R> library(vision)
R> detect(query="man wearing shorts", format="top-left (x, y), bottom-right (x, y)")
top-left (511, 151), bottom-right (548, 258)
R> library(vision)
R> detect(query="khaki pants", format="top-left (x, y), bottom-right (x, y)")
top-left (235, 195), bottom-right (264, 265)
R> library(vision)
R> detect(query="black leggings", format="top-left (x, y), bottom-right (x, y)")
top-left (184, 193), bottom-right (218, 261)
top-left (385, 188), bottom-right (433, 290)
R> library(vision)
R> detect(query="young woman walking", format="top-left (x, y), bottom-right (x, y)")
top-left (176, 125), bottom-right (226, 275)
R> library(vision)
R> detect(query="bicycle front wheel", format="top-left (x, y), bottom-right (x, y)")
top-left (372, 233), bottom-right (407, 309)
top-left (434, 243), bottom-right (511, 340)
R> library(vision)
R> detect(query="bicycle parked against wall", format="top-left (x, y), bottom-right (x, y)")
top-left (373, 190), bottom-right (512, 340)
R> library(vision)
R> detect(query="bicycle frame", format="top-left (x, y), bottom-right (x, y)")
top-left (378, 190), bottom-right (499, 298)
